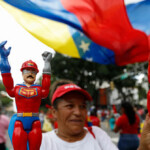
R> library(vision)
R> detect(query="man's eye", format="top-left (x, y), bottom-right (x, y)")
top-left (66, 105), bottom-right (73, 108)
top-left (80, 105), bottom-right (87, 109)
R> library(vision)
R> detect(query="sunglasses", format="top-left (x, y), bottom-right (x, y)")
top-left (23, 69), bottom-right (37, 75)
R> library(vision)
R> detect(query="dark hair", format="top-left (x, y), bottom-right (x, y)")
top-left (121, 101), bottom-right (136, 125)
top-left (52, 98), bottom-right (62, 109)
top-left (49, 79), bottom-right (74, 109)
top-left (90, 108), bottom-right (97, 116)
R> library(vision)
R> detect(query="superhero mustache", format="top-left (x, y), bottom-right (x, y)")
top-left (27, 75), bottom-right (34, 78)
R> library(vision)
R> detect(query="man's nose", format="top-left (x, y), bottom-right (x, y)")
top-left (73, 106), bottom-right (82, 116)
top-left (28, 72), bottom-right (32, 75)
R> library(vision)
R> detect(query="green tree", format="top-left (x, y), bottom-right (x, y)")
top-left (40, 53), bottom-right (146, 107)
top-left (0, 80), bottom-right (12, 107)
top-left (50, 53), bottom-right (127, 104)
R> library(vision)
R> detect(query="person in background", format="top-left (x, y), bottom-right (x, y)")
top-left (89, 106), bottom-right (101, 127)
top-left (39, 110), bottom-right (45, 129)
top-left (109, 114), bottom-right (115, 131)
top-left (114, 101), bottom-right (140, 150)
top-left (40, 80), bottom-right (118, 150)
top-left (42, 112), bottom-right (53, 132)
top-left (101, 109), bottom-right (107, 122)
top-left (0, 102), bottom-right (10, 150)
top-left (97, 109), bottom-right (102, 121)
top-left (42, 105), bottom-right (56, 132)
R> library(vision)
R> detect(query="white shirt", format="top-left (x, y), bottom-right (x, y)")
top-left (40, 126), bottom-right (118, 150)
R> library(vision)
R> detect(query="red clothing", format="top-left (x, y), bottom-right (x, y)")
top-left (54, 122), bottom-right (58, 129)
top-left (116, 114), bottom-right (140, 134)
top-left (2, 73), bottom-right (50, 113)
top-left (89, 116), bottom-right (100, 127)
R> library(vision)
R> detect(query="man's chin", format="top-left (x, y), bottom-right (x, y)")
top-left (71, 129), bottom-right (85, 136)
top-left (69, 126), bottom-right (84, 134)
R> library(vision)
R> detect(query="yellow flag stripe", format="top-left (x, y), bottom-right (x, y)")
top-left (0, 1), bottom-right (80, 58)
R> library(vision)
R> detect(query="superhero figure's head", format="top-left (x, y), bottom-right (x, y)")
top-left (20, 60), bottom-right (39, 73)
top-left (21, 60), bottom-right (38, 86)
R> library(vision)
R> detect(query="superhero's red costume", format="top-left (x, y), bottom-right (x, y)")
top-left (2, 73), bottom-right (50, 150)
top-left (2, 73), bottom-right (50, 112)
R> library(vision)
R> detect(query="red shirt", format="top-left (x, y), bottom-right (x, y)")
top-left (116, 114), bottom-right (140, 134)
top-left (89, 116), bottom-right (100, 127)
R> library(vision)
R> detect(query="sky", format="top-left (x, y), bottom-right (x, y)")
top-left (0, 5), bottom-right (55, 111)
top-left (0, 5), bottom-right (55, 85)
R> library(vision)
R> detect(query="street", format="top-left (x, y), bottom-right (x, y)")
top-left (6, 131), bottom-right (13, 150)
top-left (101, 120), bottom-right (119, 145)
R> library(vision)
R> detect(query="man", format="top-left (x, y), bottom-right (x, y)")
top-left (0, 41), bottom-right (52, 150)
top-left (40, 81), bottom-right (118, 150)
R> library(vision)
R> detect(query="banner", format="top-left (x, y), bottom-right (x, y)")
top-left (0, 0), bottom-right (149, 66)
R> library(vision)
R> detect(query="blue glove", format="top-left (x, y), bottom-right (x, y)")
top-left (0, 41), bottom-right (11, 73)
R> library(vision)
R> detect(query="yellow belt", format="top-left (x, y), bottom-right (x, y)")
top-left (17, 112), bottom-right (39, 117)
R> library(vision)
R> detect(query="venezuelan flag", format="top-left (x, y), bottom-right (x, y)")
top-left (0, 0), bottom-right (149, 66)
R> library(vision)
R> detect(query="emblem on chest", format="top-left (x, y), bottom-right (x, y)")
top-left (19, 87), bottom-right (38, 98)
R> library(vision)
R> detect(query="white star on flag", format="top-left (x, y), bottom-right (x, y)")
top-left (86, 57), bottom-right (93, 62)
top-left (80, 32), bottom-right (84, 36)
top-left (79, 41), bottom-right (90, 52)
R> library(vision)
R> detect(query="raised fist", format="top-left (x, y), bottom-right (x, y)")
top-left (42, 51), bottom-right (52, 74)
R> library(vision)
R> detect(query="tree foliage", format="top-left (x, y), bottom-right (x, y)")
top-left (40, 53), bottom-right (147, 107)
top-left (50, 53), bottom-right (128, 104)
top-left (0, 80), bottom-right (12, 107)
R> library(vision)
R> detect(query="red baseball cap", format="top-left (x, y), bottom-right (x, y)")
top-left (51, 84), bottom-right (92, 104)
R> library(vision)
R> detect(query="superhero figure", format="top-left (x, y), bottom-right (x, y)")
top-left (0, 41), bottom-right (52, 150)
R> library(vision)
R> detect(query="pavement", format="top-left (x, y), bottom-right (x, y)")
top-left (100, 120), bottom-right (119, 145)
top-left (5, 119), bottom-right (119, 150)
top-left (6, 131), bottom-right (13, 150)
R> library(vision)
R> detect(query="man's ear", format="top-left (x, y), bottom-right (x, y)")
top-left (52, 107), bottom-right (57, 119)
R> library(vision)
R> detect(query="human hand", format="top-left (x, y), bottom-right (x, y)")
top-left (138, 114), bottom-right (150, 150)
top-left (42, 51), bottom-right (52, 74)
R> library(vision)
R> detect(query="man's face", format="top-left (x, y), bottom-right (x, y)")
top-left (22, 68), bottom-right (37, 85)
top-left (53, 91), bottom-right (87, 136)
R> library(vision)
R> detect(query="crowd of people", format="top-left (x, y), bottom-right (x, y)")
top-left (37, 79), bottom-right (149, 150)
top-left (1, 79), bottom-right (150, 150)
top-left (0, 40), bottom-right (150, 150)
